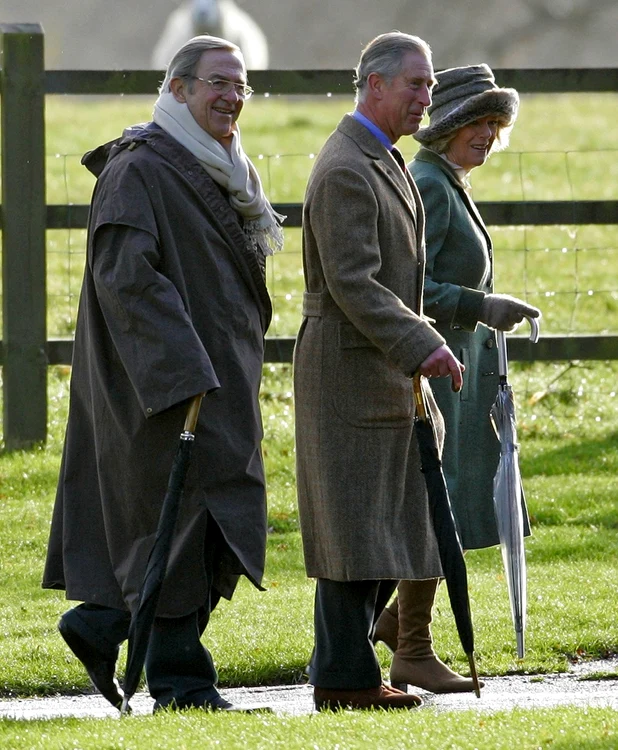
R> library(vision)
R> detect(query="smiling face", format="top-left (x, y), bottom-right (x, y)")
top-left (445, 116), bottom-right (500, 171)
top-left (371, 50), bottom-right (435, 144)
top-left (170, 47), bottom-right (246, 148)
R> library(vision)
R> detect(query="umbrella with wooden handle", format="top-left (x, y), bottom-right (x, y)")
top-left (412, 374), bottom-right (481, 698)
top-left (121, 393), bottom-right (205, 716)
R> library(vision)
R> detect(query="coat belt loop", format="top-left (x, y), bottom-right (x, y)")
top-left (302, 292), bottom-right (323, 317)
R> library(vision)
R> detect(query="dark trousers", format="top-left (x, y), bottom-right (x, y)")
top-left (63, 516), bottom-right (225, 708)
top-left (66, 602), bottom-right (220, 708)
top-left (310, 578), bottom-right (398, 690)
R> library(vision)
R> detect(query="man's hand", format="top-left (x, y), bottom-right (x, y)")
top-left (480, 294), bottom-right (541, 332)
top-left (418, 345), bottom-right (465, 392)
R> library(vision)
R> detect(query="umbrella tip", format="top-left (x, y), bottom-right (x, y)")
top-left (120, 696), bottom-right (132, 716)
top-left (467, 653), bottom-right (482, 699)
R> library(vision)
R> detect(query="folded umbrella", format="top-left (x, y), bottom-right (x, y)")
top-left (121, 393), bottom-right (205, 716)
top-left (490, 317), bottom-right (539, 659)
top-left (413, 375), bottom-right (481, 698)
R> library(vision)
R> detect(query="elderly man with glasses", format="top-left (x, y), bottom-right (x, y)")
top-left (43, 35), bottom-right (283, 714)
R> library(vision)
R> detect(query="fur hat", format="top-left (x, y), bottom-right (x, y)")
top-left (414, 64), bottom-right (519, 147)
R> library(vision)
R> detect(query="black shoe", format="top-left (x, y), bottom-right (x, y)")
top-left (58, 614), bottom-right (125, 711)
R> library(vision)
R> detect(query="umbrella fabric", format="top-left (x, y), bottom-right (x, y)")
top-left (415, 417), bottom-right (475, 656)
top-left (413, 376), bottom-right (480, 696)
top-left (121, 395), bottom-right (203, 715)
top-left (490, 383), bottom-right (527, 659)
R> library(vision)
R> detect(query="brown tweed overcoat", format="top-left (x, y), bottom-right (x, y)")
top-left (294, 114), bottom-right (447, 581)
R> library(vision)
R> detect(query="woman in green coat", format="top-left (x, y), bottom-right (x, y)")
top-left (374, 64), bottom-right (540, 694)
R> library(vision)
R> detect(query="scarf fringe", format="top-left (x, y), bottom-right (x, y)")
top-left (245, 209), bottom-right (286, 257)
top-left (152, 92), bottom-right (285, 256)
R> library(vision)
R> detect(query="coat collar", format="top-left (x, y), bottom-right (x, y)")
top-left (414, 147), bottom-right (492, 251)
top-left (336, 115), bottom-right (426, 309)
top-left (338, 114), bottom-right (420, 226)
top-left (142, 126), bottom-right (272, 333)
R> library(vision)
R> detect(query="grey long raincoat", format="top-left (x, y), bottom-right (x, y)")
top-left (43, 123), bottom-right (272, 617)
top-left (411, 147), bottom-right (529, 549)
top-left (294, 116), bottom-right (446, 582)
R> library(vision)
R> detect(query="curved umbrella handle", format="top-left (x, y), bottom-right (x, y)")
top-left (497, 315), bottom-right (540, 380)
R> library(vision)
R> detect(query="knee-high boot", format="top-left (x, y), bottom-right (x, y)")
top-left (389, 578), bottom-right (481, 693)
top-left (372, 596), bottom-right (399, 653)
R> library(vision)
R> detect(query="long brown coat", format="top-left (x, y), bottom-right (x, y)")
top-left (294, 115), bottom-right (446, 581)
top-left (43, 124), bottom-right (271, 617)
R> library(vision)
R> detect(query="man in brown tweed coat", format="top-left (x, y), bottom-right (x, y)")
top-left (293, 31), bottom-right (464, 711)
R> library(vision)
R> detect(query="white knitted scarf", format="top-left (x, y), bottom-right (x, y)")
top-left (153, 91), bottom-right (284, 256)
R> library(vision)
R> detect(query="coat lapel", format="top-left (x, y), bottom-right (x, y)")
top-left (407, 173), bottom-right (427, 311)
top-left (339, 116), bottom-right (419, 227)
top-left (373, 160), bottom-right (418, 226)
top-left (144, 128), bottom-right (273, 333)
top-left (415, 148), bottom-right (492, 252)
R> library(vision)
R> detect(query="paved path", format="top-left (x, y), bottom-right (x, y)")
top-left (1, 659), bottom-right (616, 720)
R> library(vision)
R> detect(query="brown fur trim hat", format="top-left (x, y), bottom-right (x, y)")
top-left (414, 63), bottom-right (519, 147)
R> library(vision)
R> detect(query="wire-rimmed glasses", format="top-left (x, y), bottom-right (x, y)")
top-left (188, 76), bottom-right (254, 100)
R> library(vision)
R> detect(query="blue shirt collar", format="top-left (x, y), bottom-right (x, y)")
top-left (352, 110), bottom-right (393, 150)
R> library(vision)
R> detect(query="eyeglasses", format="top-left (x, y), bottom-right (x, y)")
top-left (188, 76), bottom-right (254, 100)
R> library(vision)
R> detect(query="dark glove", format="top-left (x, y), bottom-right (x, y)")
top-left (479, 294), bottom-right (541, 332)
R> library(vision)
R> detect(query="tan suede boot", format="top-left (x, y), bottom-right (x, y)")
top-left (389, 578), bottom-right (482, 694)
top-left (372, 596), bottom-right (399, 652)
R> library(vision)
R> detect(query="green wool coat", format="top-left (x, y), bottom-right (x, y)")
top-left (411, 147), bottom-right (529, 549)
top-left (294, 115), bottom-right (446, 581)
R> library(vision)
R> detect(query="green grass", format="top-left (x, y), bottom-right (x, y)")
top-left (0, 707), bottom-right (617, 750)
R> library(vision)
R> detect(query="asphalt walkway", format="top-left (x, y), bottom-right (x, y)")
top-left (1, 658), bottom-right (616, 720)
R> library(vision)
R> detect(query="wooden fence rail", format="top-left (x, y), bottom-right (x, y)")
top-left (1, 23), bottom-right (617, 449)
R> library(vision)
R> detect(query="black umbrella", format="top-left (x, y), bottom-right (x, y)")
top-left (412, 375), bottom-right (481, 698)
top-left (121, 393), bottom-right (205, 716)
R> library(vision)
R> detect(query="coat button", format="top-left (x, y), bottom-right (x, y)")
top-left (147, 407), bottom-right (153, 414)
top-left (485, 338), bottom-right (495, 349)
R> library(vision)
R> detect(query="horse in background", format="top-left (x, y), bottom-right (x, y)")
top-left (151, 0), bottom-right (269, 70)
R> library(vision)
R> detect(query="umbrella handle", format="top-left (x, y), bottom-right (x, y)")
top-left (497, 315), bottom-right (540, 379)
top-left (183, 393), bottom-right (205, 435)
top-left (412, 373), bottom-right (428, 422)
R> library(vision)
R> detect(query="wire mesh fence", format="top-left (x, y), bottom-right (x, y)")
top-left (41, 147), bottom-right (618, 341)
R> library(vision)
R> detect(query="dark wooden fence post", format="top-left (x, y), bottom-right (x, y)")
top-left (0, 24), bottom-right (47, 450)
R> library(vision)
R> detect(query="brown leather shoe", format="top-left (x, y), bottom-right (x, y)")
top-left (314, 683), bottom-right (422, 711)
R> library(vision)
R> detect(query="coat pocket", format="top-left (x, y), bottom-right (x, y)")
top-left (333, 322), bottom-right (413, 428)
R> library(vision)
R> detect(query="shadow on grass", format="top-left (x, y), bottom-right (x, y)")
top-left (522, 429), bottom-right (618, 478)
top-left (526, 527), bottom-right (618, 563)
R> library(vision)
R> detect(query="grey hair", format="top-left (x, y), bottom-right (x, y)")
top-left (159, 35), bottom-right (243, 93)
top-left (426, 121), bottom-right (514, 156)
top-left (354, 31), bottom-right (432, 105)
